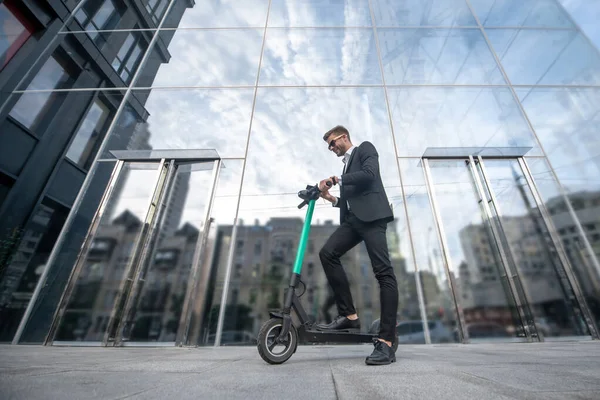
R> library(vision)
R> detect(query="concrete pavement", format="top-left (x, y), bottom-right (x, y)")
top-left (1, 341), bottom-right (600, 399)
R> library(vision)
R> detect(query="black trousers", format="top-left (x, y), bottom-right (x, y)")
top-left (318, 211), bottom-right (398, 343)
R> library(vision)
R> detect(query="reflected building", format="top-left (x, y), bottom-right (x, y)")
top-left (1, 0), bottom-right (600, 348)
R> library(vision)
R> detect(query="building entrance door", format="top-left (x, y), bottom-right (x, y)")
top-left (47, 150), bottom-right (221, 347)
top-left (422, 153), bottom-right (595, 343)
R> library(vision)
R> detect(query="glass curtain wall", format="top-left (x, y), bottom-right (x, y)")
top-left (9, 0), bottom-right (600, 346)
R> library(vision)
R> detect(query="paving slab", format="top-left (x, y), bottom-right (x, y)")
top-left (1, 341), bottom-right (599, 399)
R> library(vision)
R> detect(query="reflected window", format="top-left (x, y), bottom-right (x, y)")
top-left (74, 0), bottom-right (125, 46)
top-left (66, 97), bottom-right (112, 170)
top-left (145, 0), bottom-right (169, 25)
top-left (0, 0), bottom-right (35, 71)
top-left (8, 51), bottom-right (78, 133)
top-left (0, 198), bottom-right (69, 341)
top-left (112, 31), bottom-right (146, 83)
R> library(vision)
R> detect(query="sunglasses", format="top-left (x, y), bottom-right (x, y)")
top-left (328, 134), bottom-right (345, 149)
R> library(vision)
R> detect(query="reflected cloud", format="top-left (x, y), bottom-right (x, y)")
top-left (516, 87), bottom-right (600, 193)
top-left (371, 0), bottom-right (476, 27)
top-left (486, 29), bottom-right (600, 85)
top-left (260, 28), bottom-right (380, 85)
top-left (470, 0), bottom-right (574, 27)
top-left (268, 0), bottom-right (371, 27)
top-left (240, 87), bottom-right (398, 224)
top-left (387, 87), bottom-right (540, 157)
top-left (148, 30), bottom-right (264, 87)
top-left (378, 28), bottom-right (504, 84)
top-left (163, 0), bottom-right (269, 28)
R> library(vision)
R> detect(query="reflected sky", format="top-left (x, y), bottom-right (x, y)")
top-left (163, 0), bottom-right (269, 28)
top-left (469, 0), bottom-right (574, 27)
top-left (260, 28), bottom-right (380, 85)
top-left (147, 30), bottom-right (264, 87)
top-left (486, 29), bottom-right (600, 85)
top-left (372, 0), bottom-right (476, 27)
top-left (516, 87), bottom-right (600, 193)
top-left (378, 28), bottom-right (504, 84)
top-left (239, 87), bottom-right (398, 224)
top-left (387, 87), bottom-right (541, 157)
top-left (559, 0), bottom-right (600, 50)
top-left (269, 0), bottom-right (371, 27)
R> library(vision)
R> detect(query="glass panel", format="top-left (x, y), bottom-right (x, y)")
top-left (559, 0), bottom-right (600, 50)
top-left (54, 162), bottom-right (160, 342)
top-left (526, 156), bottom-right (600, 333)
top-left (399, 159), bottom-right (459, 343)
top-left (141, 29), bottom-right (263, 87)
top-left (427, 159), bottom-right (526, 342)
top-left (162, 0), bottom-right (270, 29)
top-left (268, 0), bottom-right (372, 27)
top-left (212, 87), bottom-right (419, 345)
top-left (10, 53), bottom-right (78, 131)
top-left (66, 98), bottom-right (112, 170)
top-left (371, 0), bottom-right (477, 27)
top-left (387, 87), bottom-right (540, 158)
top-left (259, 28), bottom-right (381, 85)
top-left (0, 199), bottom-right (69, 342)
top-left (100, 88), bottom-right (255, 159)
top-left (187, 159), bottom-right (243, 346)
top-left (470, 0), bottom-right (574, 28)
top-left (486, 29), bottom-right (600, 85)
top-left (120, 161), bottom-right (217, 343)
top-left (378, 28), bottom-right (504, 84)
top-left (19, 161), bottom-right (116, 343)
top-left (478, 159), bottom-right (589, 338)
top-left (516, 88), bottom-right (600, 195)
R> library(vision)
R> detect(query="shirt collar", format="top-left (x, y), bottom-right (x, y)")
top-left (343, 145), bottom-right (355, 164)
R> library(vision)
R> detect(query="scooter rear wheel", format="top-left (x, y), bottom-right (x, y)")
top-left (257, 318), bottom-right (298, 365)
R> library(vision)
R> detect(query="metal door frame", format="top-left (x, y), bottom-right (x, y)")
top-left (45, 150), bottom-right (222, 347)
top-left (422, 150), bottom-right (599, 343)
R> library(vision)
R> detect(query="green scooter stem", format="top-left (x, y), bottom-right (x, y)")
top-left (292, 198), bottom-right (316, 275)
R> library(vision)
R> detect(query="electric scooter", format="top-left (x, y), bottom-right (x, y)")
top-left (256, 181), bottom-right (398, 365)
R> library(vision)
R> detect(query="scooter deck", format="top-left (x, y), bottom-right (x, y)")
top-left (299, 327), bottom-right (376, 344)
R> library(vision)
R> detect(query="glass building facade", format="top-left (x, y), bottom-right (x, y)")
top-left (1, 0), bottom-right (599, 347)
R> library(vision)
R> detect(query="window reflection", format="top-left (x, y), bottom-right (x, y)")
top-left (0, 199), bottom-right (69, 342)
top-left (101, 89), bottom-right (255, 159)
top-left (260, 28), bottom-right (381, 85)
top-left (470, 0), bottom-right (574, 28)
top-left (74, 0), bottom-right (125, 46)
top-left (371, 0), bottom-right (476, 27)
top-left (378, 29), bottom-right (504, 84)
top-left (112, 31), bottom-right (147, 84)
top-left (268, 0), bottom-right (371, 27)
top-left (9, 52), bottom-right (78, 133)
top-left (387, 87), bottom-right (540, 158)
top-left (66, 98), bottom-right (112, 170)
top-left (144, 30), bottom-right (263, 87)
top-left (486, 29), bottom-right (600, 85)
top-left (0, 0), bottom-right (34, 71)
top-left (162, 0), bottom-right (269, 29)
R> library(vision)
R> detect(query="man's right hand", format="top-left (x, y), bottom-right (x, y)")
top-left (320, 191), bottom-right (336, 203)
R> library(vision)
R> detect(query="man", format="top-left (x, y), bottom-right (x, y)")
top-left (317, 125), bottom-right (399, 366)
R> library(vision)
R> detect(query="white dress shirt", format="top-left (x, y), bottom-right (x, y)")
top-left (333, 145), bottom-right (355, 208)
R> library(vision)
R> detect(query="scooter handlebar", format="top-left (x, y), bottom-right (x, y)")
top-left (297, 181), bottom-right (333, 209)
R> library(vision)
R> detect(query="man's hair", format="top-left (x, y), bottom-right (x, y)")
top-left (323, 125), bottom-right (350, 141)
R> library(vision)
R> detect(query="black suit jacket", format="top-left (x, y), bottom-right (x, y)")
top-left (334, 141), bottom-right (394, 224)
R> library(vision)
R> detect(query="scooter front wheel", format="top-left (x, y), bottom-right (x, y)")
top-left (257, 318), bottom-right (298, 365)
